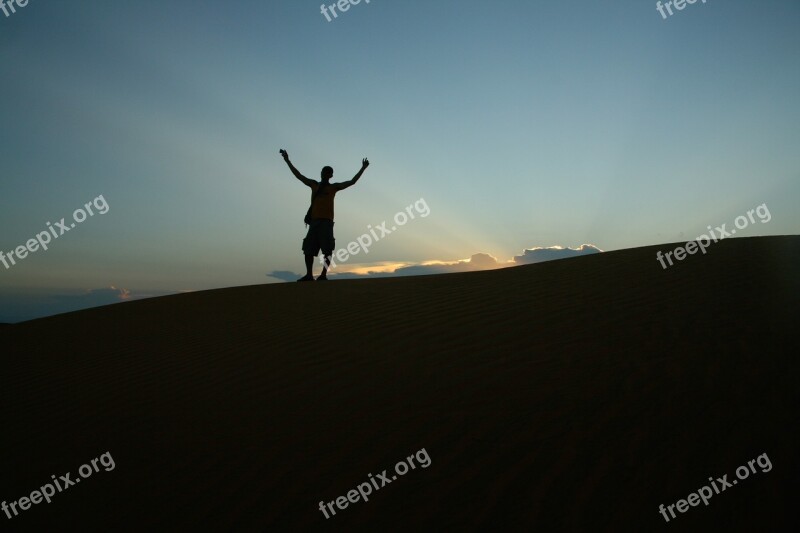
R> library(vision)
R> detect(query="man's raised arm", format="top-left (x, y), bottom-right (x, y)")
top-left (336, 158), bottom-right (370, 191)
top-left (280, 149), bottom-right (316, 187)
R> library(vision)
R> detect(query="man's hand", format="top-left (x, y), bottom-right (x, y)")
top-left (337, 158), bottom-right (370, 191)
top-left (281, 150), bottom-right (314, 187)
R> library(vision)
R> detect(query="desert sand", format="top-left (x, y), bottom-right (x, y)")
top-left (2, 236), bottom-right (798, 531)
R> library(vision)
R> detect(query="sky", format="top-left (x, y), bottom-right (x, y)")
top-left (1, 0), bottom-right (798, 322)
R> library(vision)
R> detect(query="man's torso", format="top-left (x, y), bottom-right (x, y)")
top-left (310, 182), bottom-right (337, 220)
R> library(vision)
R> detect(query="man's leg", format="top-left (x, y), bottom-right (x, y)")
top-left (298, 227), bottom-right (317, 281)
top-left (318, 255), bottom-right (332, 280)
top-left (297, 257), bottom-right (315, 281)
top-left (316, 220), bottom-right (335, 280)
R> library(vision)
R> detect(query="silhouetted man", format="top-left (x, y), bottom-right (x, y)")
top-left (280, 149), bottom-right (369, 281)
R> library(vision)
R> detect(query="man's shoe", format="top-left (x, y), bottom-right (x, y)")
top-left (297, 274), bottom-right (314, 282)
top-left (316, 275), bottom-right (328, 281)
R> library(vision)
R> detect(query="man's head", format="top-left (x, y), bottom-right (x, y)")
top-left (321, 166), bottom-right (334, 181)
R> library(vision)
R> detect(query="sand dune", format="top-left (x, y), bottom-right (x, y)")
top-left (2, 236), bottom-right (798, 531)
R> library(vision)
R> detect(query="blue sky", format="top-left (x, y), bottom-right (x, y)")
top-left (1, 0), bottom-right (798, 322)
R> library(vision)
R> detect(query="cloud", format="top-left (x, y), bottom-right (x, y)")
top-left (307, 253), bottom-right (500, 279)
top-left (384, 253), bottom-right (502, 277)
top-left (0, 286), bottom-right (175, 323)
top-left (512, 244), bottom-right (602, 265)
top-left (266, 271), bottom-right (302, 282)
top-left (267, 245), bottom-right (603, 281)
top-left (50, 286), bottom-right (133, 306)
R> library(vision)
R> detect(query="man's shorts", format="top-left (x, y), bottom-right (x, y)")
top-left (302, 218), bottom-right (335, 256)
